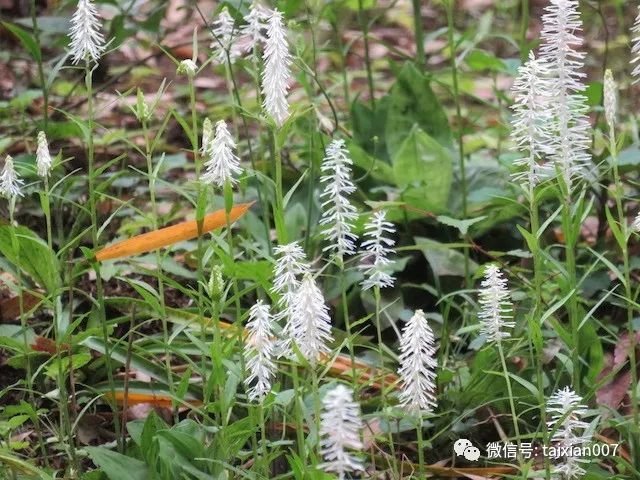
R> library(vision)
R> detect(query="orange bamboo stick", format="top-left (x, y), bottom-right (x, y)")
top-left (95, 203), bottom-right (253, 261)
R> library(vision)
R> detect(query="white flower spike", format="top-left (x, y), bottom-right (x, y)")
top-left (290, 274), bottom-right (333, 364)
top-left (478, 265), bottom-right (515, 342)
top-left (359, 210), bottom-right (396, 290)
top-left (244, 300), bottom-right (276, 401)
top-left (201, 118), bottom-right (213, 156)
top-left (603, 69), bottom-right (617, 133)
top-left (271, 242), bottom-right (310, 357)
top-left (319, 384), bottom-right (364, 480)
top-left (547, 386), bottom-right (592, 479)
top-left (68, 0), bottom-right (105, 64)
top-left (211, 8), bottom-right (239, 64)
top-left (36, 131), bottom-right (52, 178)
top-left (0, 155), bottom-right (24, 199)
top-left (261, 8), bottom-right (292, 127)
top-left (631, 6), bottom-right (640, 82)
top-left (510, 51), bottom-right (553, 190)
top-left (320, 139), bottom-right (358, 259)
top-left (397, 309), bottom-right (438, 413)
top-left (538, 0), bottom-right (592, 190)
top-left (201, 120), bottom-right (242, 187)
top-left (240, 3), bottom-right (269, 53)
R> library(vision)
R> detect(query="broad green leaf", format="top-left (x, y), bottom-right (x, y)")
top-left (437, 215), bottom-right (487, 236)
top-left (385, 62), bottom-right (451, 155)
top-left (348, 140), bottom-right (394, 183)
top-left (85, 447), bottom-right (149, 480)
top-left (414, 237), bottom-right (479, 277)
top-left (0, 225), bottom-right (60, 295)
top-left (393, 127), bottom-right (452, 210)
top-left (44, 352), bottom-right (91, 379)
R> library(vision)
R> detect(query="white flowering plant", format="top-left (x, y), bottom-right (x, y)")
top-left (2, 0), bottom-right (639, 479)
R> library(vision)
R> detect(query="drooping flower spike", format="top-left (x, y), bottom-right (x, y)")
top-left (546, 386), bottom-right (592, 479)
top-left (538, 0), bottom-right (592, 190)
top-left (244, 300), bottom-right (276, 401)
top-left (211, 8), bottom-right (239, 64)
top-left (397, 309), bottom-right (438, 413)
top-left (36, 131), bottom-right (53, 178)
top-left (510, 51), bottom-right (553, 190)
top-left (271, 242), bottom-right (310, 356)
top-left (319, 384), bottom-right (364, 479)
top-left (0, 155), bottom-right (24, 200)
top-left (477, 265), bottom-right (515, 342)
top-left (319, 139), bottom-right (358, 260)
top-left (240, 2), bottom-right (269, 53)
top-left (359, 210), bottom-right (396, 290)
top-left (289, 274), bottom-right (333, 364)
top-left (201, 120), bottom-right (242, 187)
top-left (261, 8), bottom-right (292, 127)
top-left (68, 0), bottom-right (105, 64)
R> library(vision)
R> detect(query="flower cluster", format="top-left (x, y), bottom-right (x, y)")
top-left (0, 156), bottom-right (24, 200)
top-left (319, 384), bottom-right (364, 479)
top-left (547, 387), bottom-right (591, 479)
top-left (477, 265), bottom-right (515, 342)
top-left (359, 210), bottom-right (396, 290)
top-left (201, 120), bottom-right (242, 186)
top-left (244, 300), bottom-right (276, 401)
top-left (211, 8), bottom-right (239, 64)
top-left (261, 8), bottom-right (292, 127)
top-left (319, 139), bottom-right (358, 259)
top-left (397, 309), bottom-right (438, 413)
top-left (68, 0), bottom-right (105, 64)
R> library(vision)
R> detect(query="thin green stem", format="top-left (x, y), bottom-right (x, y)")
top-left (31, 0), bottom-right (48, 131)
top-left (445, 0), bottom-right (470, 288)
top-left (415, 415), bottom-right (425, 476)
top-left (609, 131), bottom-right (639, 463)
top-left (269, 128), bottom-right (287, 244)
top-left (519, 0), bottom-right (529, 61)
top-left (358, 0), bottom-right (376, 109)
top-left (497, 341), bottom-right (522, 469)
top-left (412, 0), bottom-right (425, 70)
top-left (85, 61), bottom-right (121, 449)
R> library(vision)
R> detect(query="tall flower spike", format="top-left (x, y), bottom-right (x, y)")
top-left (320, 139), bottom-right (358, 259)
top-left (0, 156), bottom-right (24, 199)
top-left (261, 8), bottom-right (292, 127)
top-left (68, 0), bottom-right (105, 64)
top-left (36, 131), bottom-right (52, 178)
top-left (631, 6), bottom-right (640, 82)
top-left (201, 120), bottom-right (242, 187)
top-left (289, 274), bottom-right (333, 364)
top-left (397, 309), bottom-right (438, 413)
top-left (359, 210), bottom-right (396, 290)
top-left (319, 384), bottom-right (364, 480)
top-left (478, 265), bottom-right (515, 342)
top-left (244, 300), bottom-right (276, 401)
top-left (510, 51), bottom-right (553, 190)
top-left (240, 2), bottom-right (269, 53)
top-left (538, 0), bottom-right (592, 190)
top-left (603, 69), bottom-right (617, 134)
top-left (211, 8), bottom-right (239, 64)
top-left (271, 242), bottom-right (310, 357)
top-left (547, 386), bottom-right (592, 479)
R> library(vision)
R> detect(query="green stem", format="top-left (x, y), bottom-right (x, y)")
top-left (416, 415), bottom-right (425, 476)
top-left (561, 194), bottom-right (580, 393)
top-left (291, 365), bottom-right (307, 463)
top-left (446, 0), bottom-right (470, 288)
top-left (269, 128), bottom-right (287, 244)
top-left (31, 0), bottom-right (48, 131)
top-left (412, 0), bottom-right (426, 70)
top-left (358, 0), bottom-right (376, 109)
top-left (85, 61), bottom-right (121, 449)
top-left (497, 341), bottom-right (522, 468)
top-left (519, 0), bottom-right (529, 61)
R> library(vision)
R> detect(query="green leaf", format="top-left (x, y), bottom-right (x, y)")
top-left (2, 22), bottom-right (41, 62)
top-left (437, 215), bottom-right (487, 236)
top-left (465, 49), bottom-right (507, 72)
top-left (44, 352), bottom-right (91, 379)
top-left (393, 127), bottom-right (452, 210)
top-left (414, 237), bottom-right (479, 277)
top-left (85, 447), bottom-right (149, 480)
top-left (0, 225), bottom-right (60, 295)
top-left (385, 62), bottom-right (451, 156)
top-left (348, 140), bottom-right (394, 182)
